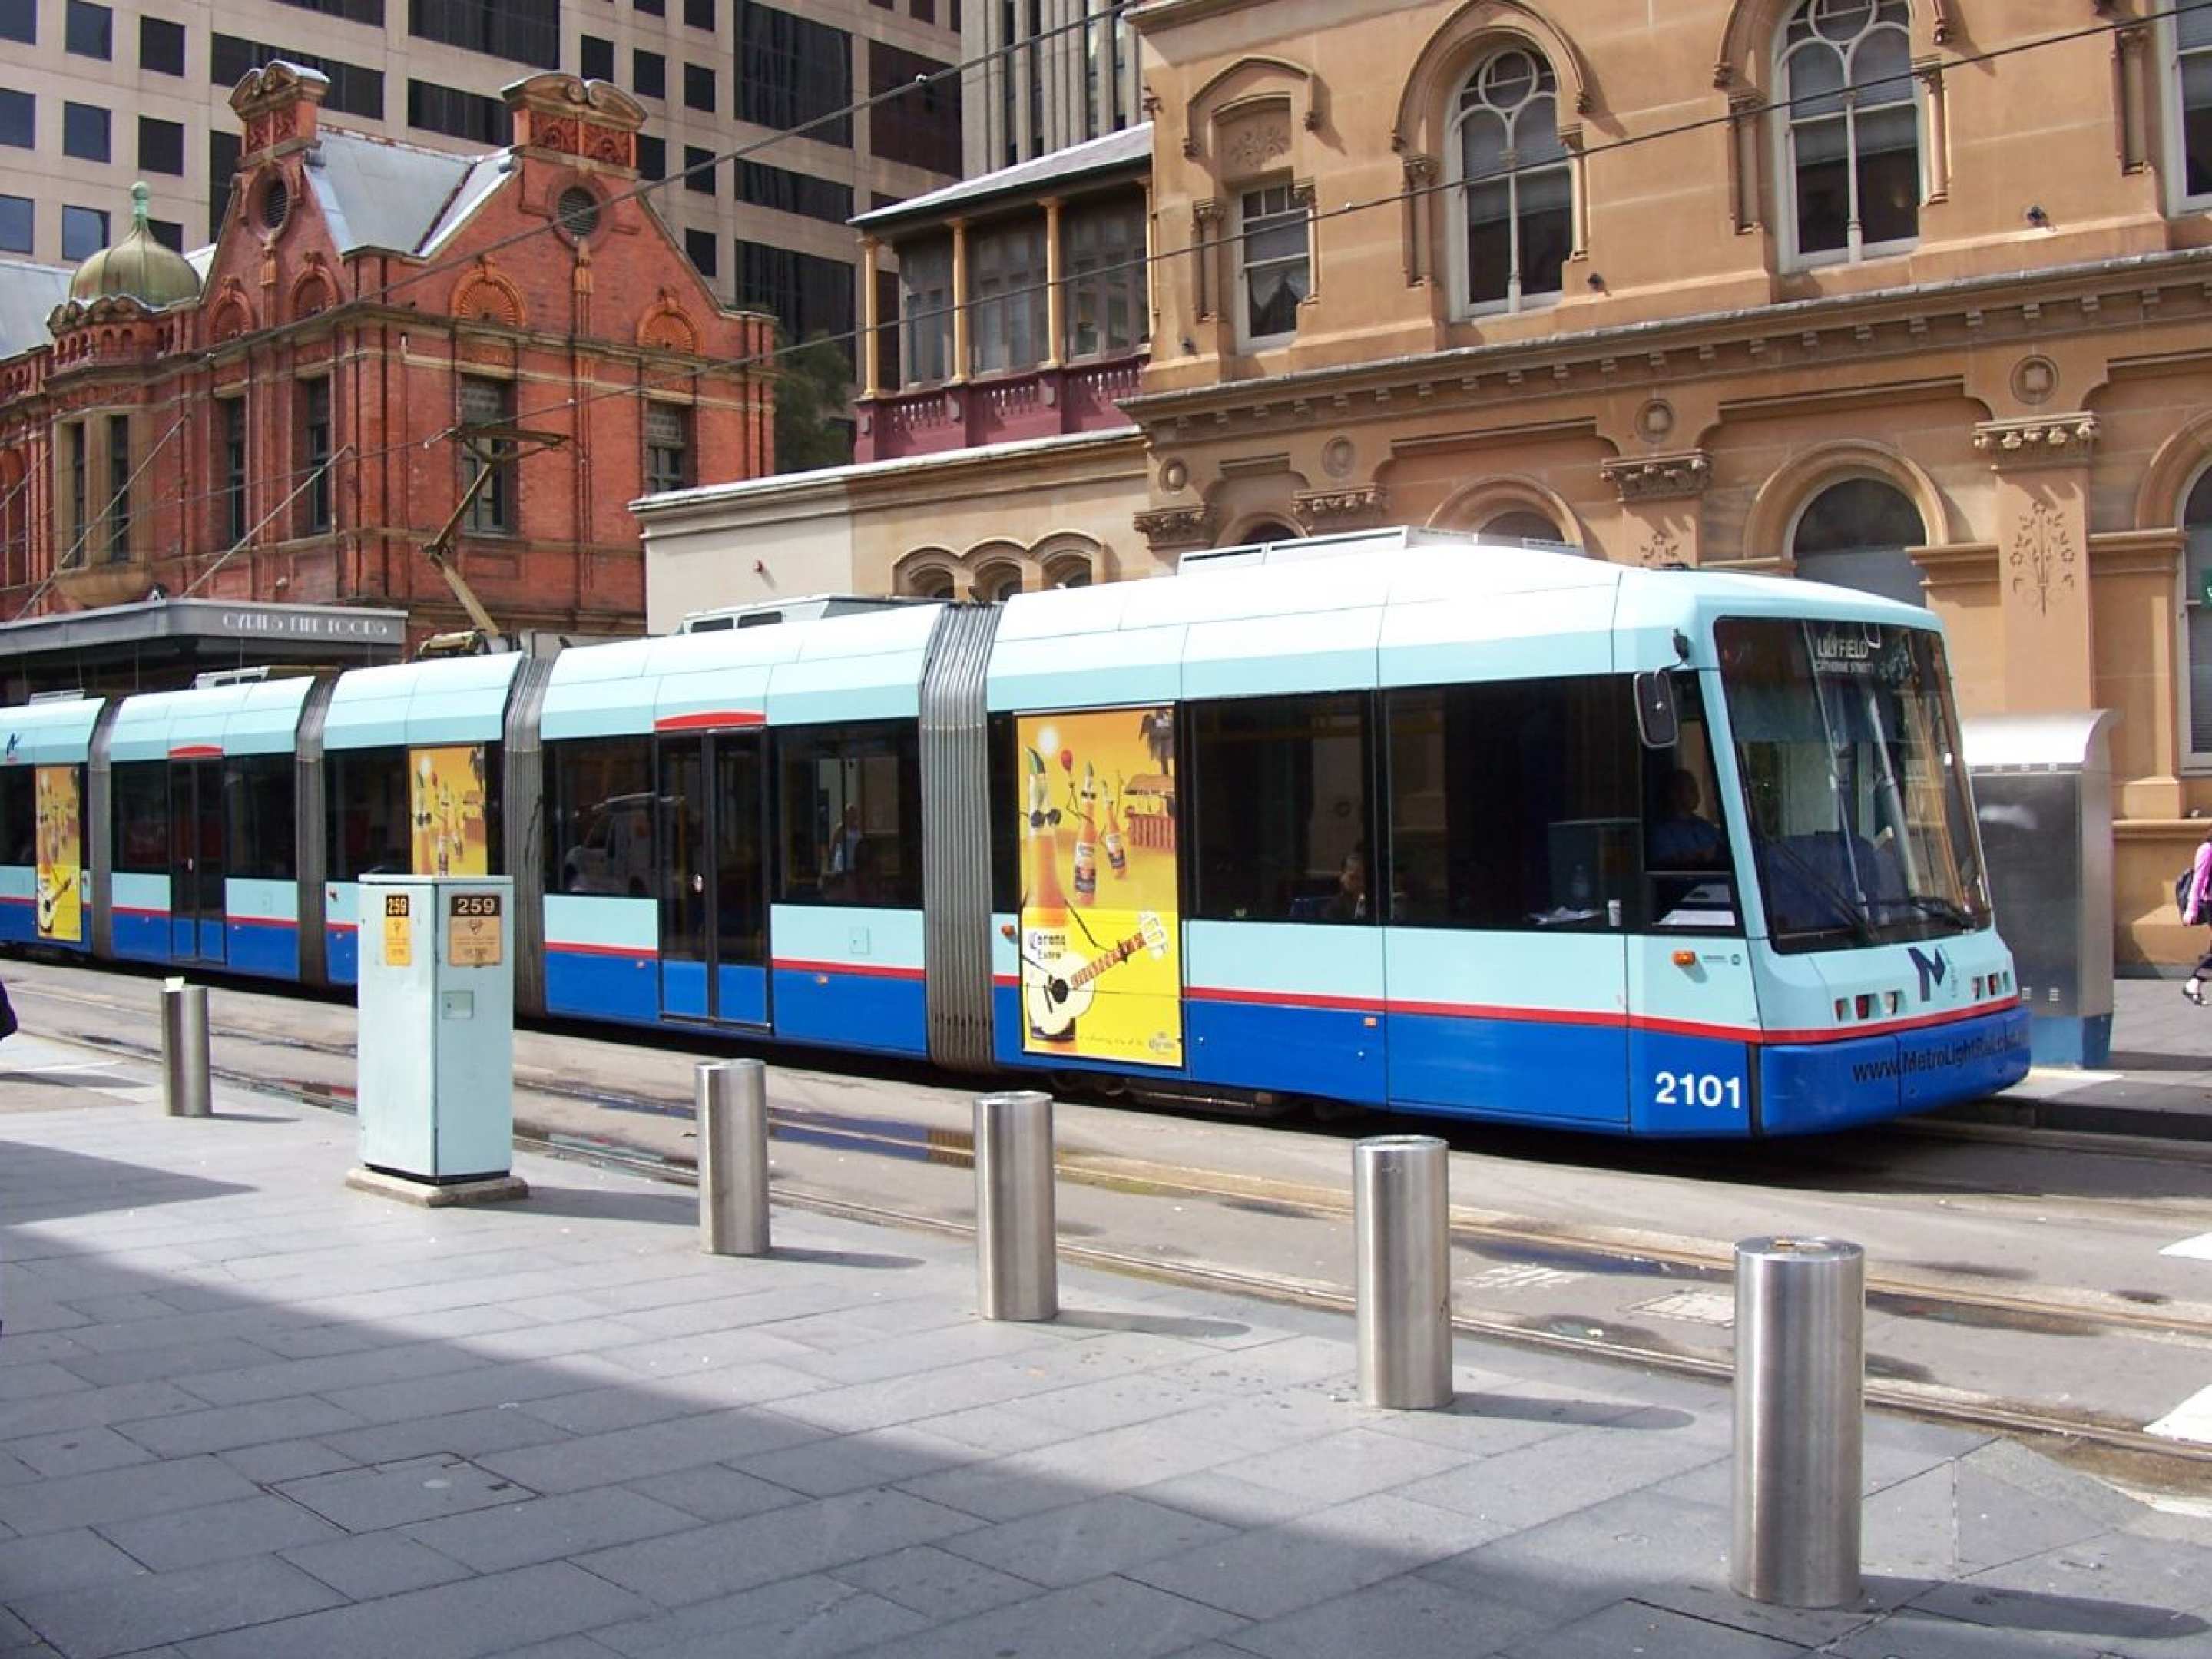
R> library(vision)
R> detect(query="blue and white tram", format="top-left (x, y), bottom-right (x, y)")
top-left (0, 528), bottom-right (2030, 1135)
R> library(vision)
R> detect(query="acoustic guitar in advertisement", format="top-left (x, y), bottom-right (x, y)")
top-left (1024, 911), bottom-right (1170, 1044)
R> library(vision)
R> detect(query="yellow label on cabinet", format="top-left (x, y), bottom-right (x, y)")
top-left (382, 892), bottom-right (412, 968)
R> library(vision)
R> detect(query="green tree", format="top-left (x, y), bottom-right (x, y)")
top-left (772, 330), bottom-right (855, 474)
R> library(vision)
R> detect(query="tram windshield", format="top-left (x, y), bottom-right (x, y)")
top-left (1715, 617), bottom-right (1988, 954)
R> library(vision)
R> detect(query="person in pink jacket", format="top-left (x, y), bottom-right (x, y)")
top-left (2186, 830), bottom-right (2212, 1005)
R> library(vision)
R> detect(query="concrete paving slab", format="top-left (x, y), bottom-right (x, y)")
top-left (8, 1549), bottom-right (345, 1659)
top-left (174, 1560), bottom-right (655, 1659)
top-left (589, 1571), bottom-right (931, 1659)
top-left (94, 1492), bottom-right (343, 1571)
top-left (939, 1492), bottom-right (1238, 1588)
top-left (826, 1542), bottom-right (1043, 1621)
top-left (843, 1574), bottom-right (1247, 1659)
top-left (1222, 1571), bottom-right (1552, 1659)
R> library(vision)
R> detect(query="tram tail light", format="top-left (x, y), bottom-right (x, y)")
top-left (1855, 994), bottom-right (1875, 1019)
top-left (1884, 991), bottom-right (1902, 1015)
top-left (1833, 998), bottom-right (1849, 1021)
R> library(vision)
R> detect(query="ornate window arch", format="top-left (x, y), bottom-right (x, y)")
top-left (1426, 475), bottom-right (1585, 548)
top-left (1786, 475), bottom-right (1927, 606)
top-left (1742, 438), bottom-right (1949, 557)
top-left (893, 548), bottom-right (960, 600)
top-left (1771, 0), bottom-right (1922, 267)
top-left (1392, 2), bottom-right (1592, 291)
top-left (1449, 45), bottom-right (1573, 316)
top-left (1482, 508), bottom-right (1567, 543)
top-left (972, 561), bottom-right (1026, 603)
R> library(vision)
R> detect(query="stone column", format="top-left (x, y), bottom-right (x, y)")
top-left (1975, 414), bottom-right (2099, 714)
top-left (859, 236), bottom-right (882, 399)
top-left (1041, 197), bottom-right (1064, 369)
top-left (949, 217), bottom-right (970, 386)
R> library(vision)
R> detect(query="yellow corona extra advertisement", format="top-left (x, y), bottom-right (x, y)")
top-left (1015, 706), bottom-right (1181, 1067)
top-left (34, 765), bottom-right (81, 942)
top-left (409, 745), bottom-right (490, 877)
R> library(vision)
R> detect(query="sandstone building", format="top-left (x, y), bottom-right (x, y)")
top-left (639, 0), bottom-right (2212, 964)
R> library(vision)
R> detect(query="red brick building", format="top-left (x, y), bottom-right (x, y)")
top-left (0, 62), bottom-right (773, 648)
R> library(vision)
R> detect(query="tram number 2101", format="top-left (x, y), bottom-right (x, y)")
top-left (1653, 1071), bottom-right (1745, 1112)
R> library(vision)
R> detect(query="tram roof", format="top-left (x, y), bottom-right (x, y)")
top-left (541, 600), bottom-right (945, 739)
top-left (325, 653), bottom-right (525, 752)
top-left (0, 696), bottom-right (104, 767)
top-left (989, 528), bottom-right (1939, 712)
top-left (108, 677), bottom-right (317, 763)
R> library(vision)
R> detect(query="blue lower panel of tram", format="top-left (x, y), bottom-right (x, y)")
top-left (1756, 1003), bottom-right (2031, 1135)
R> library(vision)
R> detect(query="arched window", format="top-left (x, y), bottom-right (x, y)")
top-left (1482, 508), bottom-right (1565, 544)
top-left (973, 564), bottom-right (1025, 603)
top-left (2184, 469), bottom-right (2212, 759)
top-left (909, 571), bottom-right (956, 601)
top-left (1790, 476), bottom-right (1926, 606)
top-left (1240, 520), bottom-right (1298, 545)
top-left (1045, 558), bottom-right (1093, 589)
top-left (2167, 5), bottom-right (2212, 210)
top-left (1452, 47), bottom-right (1571, 315)
top-left (1776, 0), bottom-right (1919, 266)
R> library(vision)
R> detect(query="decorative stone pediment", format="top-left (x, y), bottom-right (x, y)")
top-left (1601, 449), bottom-right (1711, 502)
top-left (1973, 413), bottom-right (2098, 469)
top-left (1293, 483), bottom-right (1388, 531)
top-left (1135, 504), bottom-right (1214, 551)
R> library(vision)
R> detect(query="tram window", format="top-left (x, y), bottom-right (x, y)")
top-left (1385, 677), bottom-right (1639, 931)
top-left (989, 712), bottom-right (1018, 912)
top-left (111, 761), bottom-right (168, 874)
top-left (1190, 693), bottom-right (1373, 924)
top-left (1641, 671), bottom-right (1740, 932)
top-left (225, 754), bottom-right (297, 882)
top-left (327, 747), bottom-right (409, 880)
top-left (545, 737), bottom-right (653, 897)
top-left (776, 721), bottom-right (922, 908)
top-left (0, 766), bottom-right (29, 864)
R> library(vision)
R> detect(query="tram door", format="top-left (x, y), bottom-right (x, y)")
top-left (657, 733), bottom-right (767, 1025)
top-left (168, 760), bottom-right (226, 963)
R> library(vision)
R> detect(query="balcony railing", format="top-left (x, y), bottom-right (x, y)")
top-left (856, 350), bottom-right (1147, 463)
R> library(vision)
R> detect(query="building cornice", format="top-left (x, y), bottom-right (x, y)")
top-left (1124, 246), bottom-right (2212, 432)
top-left (631, 427), bottom-right (1146, 523)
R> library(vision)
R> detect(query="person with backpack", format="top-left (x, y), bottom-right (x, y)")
top-left (2183, 826), bottom-right (2212, 1005)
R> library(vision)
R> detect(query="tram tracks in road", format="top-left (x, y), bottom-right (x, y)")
top-left (29, 973), bottom-right (2212, 1343)
top-left (23, 969), bottom-right (2212, 1488)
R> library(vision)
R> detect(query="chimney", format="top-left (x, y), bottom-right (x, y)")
top-left (500, 73), bottom-right (646, 177)
top-left (230, 61), bottom-right (329, 166)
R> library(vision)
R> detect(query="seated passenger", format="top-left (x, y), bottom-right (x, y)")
top-left (1320, 846), bottom-right (1369, 922)
top-left (1649, 770), bottom-right (1727, 869)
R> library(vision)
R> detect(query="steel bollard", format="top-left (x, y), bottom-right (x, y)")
top-left (697, 1059), bottom-right (770, 1257)
top-left (1732, 1236), bottom-right (1865, 1608)
top-left (974, 1090), bottom-right (1056, 1321)
top-left (161, 979), bottom-right (211, 1120)
top-left (1353, 1134), bottom-right (1453, 1409)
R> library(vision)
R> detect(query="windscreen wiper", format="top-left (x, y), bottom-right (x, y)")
top-left (1751, 833), bottom-right (1877, 945)
top-left (1871, 892), bottom-right (1976, 929)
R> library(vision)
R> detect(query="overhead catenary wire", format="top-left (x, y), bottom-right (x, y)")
top-left (12, 1), bottom-right (2205, 538)
top-left (180, 443), bottom-right (357, 599)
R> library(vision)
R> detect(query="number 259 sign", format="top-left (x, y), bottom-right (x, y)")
top-left (447, 892), bottom-right (502, 969)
